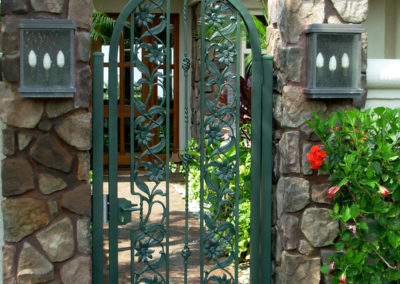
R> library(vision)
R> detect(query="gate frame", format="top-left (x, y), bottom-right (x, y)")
top-left (92, 0), bottom-right (273, 282)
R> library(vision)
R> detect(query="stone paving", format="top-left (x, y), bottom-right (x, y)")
top-left (102, 181), bottom-right (249, 283)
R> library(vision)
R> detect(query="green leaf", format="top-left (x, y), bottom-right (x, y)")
top-left (341, 206), bottom-right (352, 222)
top-left (338, 178), bottom-right (349, 187)
top-left (393, 188), bottom-right (400, 201)
top-left (388, 271), bottom-right (400, 281)
top-left (350, 204), bottom-right (360, 219)
top-left (387, 231), bottom-right (400, 248)
top-left (354, 253), bottom-right (364, 264)
top-left (320, 264), bottom-right (330, 274)
top-left (334, 203), bottom-right (340, 214)
top-left (374, 107), bottom-right (386, 116)
top-left (335, 242), bottom-right (345, 250)
top-left (359, 221), bottom-right (368, 233)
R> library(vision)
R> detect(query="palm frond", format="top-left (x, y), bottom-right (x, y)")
top-left (91, 10), bottom-right (118, 42)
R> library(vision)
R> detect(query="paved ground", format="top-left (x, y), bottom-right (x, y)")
top-left (101, 180), bottom-right (248, 283)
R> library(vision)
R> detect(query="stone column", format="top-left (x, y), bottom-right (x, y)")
top-left (0, 0), bottom-right (93, 283)
top-left (267, 0), bottom-right (368, 283)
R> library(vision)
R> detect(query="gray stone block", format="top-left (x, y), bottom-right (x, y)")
top-left (280, 86), bottom-right (327, 128)
top-left (55, 111), bottom-right (92, 151)
top-left (301, 208), bottom-right (338, 247)
top-left (36, 217), bottom-right (75, 262)
top-left (60, 256), bottom-right (91, 284)
top-left (280, 214), bottom-right (299, 250)
top-left (31, 0), bottom-right (64, 13)
top-left (277, 177), bottom-right (310, 217)
top-left (74, 65), bottom-right (92, 108)
top-left (68, 0), bottom-right (93, 30)
top-left (77, 32), bottom-right (91, 63)
top-left (2, 128), bottom-right (15, 156)
top-left (30, 134), bottom-right (73, 173)
top-left (2, 158), bottom-right (34, 197)
top-left (3, 198), bottom-right (49, 242)
top-left (302, 143), bottom-right (313, 175)
top-left (279, 251), bottom-right (320, 284)
top-left (279, 131), bottom-right (300, 174)
top-left (38, 173), bottom-right (67, 195)
top-left (331, 0), bottom-right (368, 23)
top-left (17, 242), bottom-right (54, 283)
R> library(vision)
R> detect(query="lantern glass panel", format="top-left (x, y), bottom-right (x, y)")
top-left (314, 33), bottom-right (359, 89)
top-left (22, 29), bottom-right (72, 88)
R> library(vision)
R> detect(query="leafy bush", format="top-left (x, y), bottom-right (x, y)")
top-left (308, 107), bottom-right (400, 283)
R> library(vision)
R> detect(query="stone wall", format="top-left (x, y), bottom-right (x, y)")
top-left (267, 0), bottom-right (368, 283)
top-left (0, 0), bottom-right (93, 283)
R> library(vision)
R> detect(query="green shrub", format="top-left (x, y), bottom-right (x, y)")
top-left (308, 107), bottom-right (400, 283)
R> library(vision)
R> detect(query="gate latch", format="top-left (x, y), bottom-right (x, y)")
top-left (118, 198), bottom-right (139, 225)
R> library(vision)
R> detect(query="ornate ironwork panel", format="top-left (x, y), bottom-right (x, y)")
top-left (199, 0), bottom-right (242, 282)
top-left (91, 0), bottom-right (273, 283)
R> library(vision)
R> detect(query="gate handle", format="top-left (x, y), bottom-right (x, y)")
top-left (118, 199), bottom-right (140, 212)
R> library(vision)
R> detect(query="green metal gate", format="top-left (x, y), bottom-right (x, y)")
top-left (92, 0), bottom-right (273, 282)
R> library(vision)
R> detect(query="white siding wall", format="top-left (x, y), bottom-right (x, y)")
top-left (365, 59), bottom-right (400, 109)
top-left (364, 0), bottom-right (400, 109)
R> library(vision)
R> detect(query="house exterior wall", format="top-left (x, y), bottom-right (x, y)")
top-left (267, 0), bottom-right (368, 283)
top-left (0, 0), bottom-right (93, 283)
top-left (364, 0), bottom-right (400, 109)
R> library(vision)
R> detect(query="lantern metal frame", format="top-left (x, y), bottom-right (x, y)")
top-left (304, 24), bottom-right (365, 99)
top-left (18, 19), bottom-right (76, 98)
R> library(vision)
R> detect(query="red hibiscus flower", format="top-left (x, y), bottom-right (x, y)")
top-left (307, 145), bottom-right (327, 170)
top-left (326, 185), bottom-right (340, 199)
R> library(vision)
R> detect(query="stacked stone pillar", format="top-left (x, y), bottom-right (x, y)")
top-left (1, 0), bottom-right (93, 283)
top-left (267, 0), bottom-right (368, 283)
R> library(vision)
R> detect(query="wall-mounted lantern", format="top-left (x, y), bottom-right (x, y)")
top-left (304, 24), bottom-right (365, 99)
top-left (19, 19), bottom-right (75, 98)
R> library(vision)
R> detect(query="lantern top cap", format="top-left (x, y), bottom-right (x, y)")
top-left (304, 24), bottom-right (365, 34)
top-left (19, 19), bottom-right (75, 30)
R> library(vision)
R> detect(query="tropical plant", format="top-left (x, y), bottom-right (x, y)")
top-left (91, 10), bottom-right (118, 42)
top-left (308, 107), bottom-right (400, 283)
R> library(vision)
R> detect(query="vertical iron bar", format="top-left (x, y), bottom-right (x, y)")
top-left (92, 52), bottom-right (104, 284)
top-left (165, 0), bottom-right (171, 281)
top-left (199, 0), bottom-right (207, 282)
top-left (234, 13), bottom-right (241, 284)
top-left (130, 231), bottom-right (135, 284)
top-left (261, 55), bottom-right (273, 283)
top-left (248, 37), bottom-right (262, 284)
top-left (109, 26), bottom-right (120, 284)
top-left (182, 0), bottom-right (190, 282)
top-left (130, 12), bottom-right (135, 284)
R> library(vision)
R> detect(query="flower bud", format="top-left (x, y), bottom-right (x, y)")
top-left (378, 186), bottom-right (390, 197)
top-left (339, 273), bottom-right (346, 283)
top-left (329, 262), bottom-right (335, 272)
top-left (326, 185), bottom-right (340, 199)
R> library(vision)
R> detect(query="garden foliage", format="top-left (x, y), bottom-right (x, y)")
top-left (181, 124), bottom-right (252, 259)
top-left (308, 107), bottom-right (400, 283)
